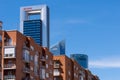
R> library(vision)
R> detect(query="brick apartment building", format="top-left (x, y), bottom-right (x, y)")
top-left (72, 59), bottom-right (86, 80)
top-left (0, 30), bottom-right (99, 80)
top-left (85, 70), bottom-right (99, 80)
top-left (53, 55), bottom-right (99, 80)
top-left (0, 30), bottom-right (53, 80)
top-left (53, 55), bottom-right (73, 80)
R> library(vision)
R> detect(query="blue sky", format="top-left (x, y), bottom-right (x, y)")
top-left (0, 0), bottom-right (120, 80)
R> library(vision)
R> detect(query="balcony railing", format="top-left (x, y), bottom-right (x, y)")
top-left (4, 75), bottom-right (15, 80)
top-left (54, 64), bottom-right (60, 68)
top-left (4, 42), bottom-right (13, 46)
top-left (23, 46), bottom-right (30, 50)
top-left (4, 64), bottom-right (16, 69)
top-left (4, 54), bottom-right (16, 59)
top-left (23, 67), bottom-right (30, 73)
top-left (22, 77), bottom-right (30, 80)
top-left (23, 57), bottom-right (30, 63)
top-left (40, 56), bottom-right (46, 61)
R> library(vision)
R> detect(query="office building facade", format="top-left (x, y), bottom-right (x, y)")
top-left (20, 5), bottom-right (49, 48)
top-left (50, 40), bottom-right (65, 55)
top-left (70, 54), bottom-right (88, 68)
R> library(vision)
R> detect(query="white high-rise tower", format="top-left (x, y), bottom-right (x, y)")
top-left (20, 5), bottom-right (49, 48)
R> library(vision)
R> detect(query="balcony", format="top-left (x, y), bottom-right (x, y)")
top-left (23, 57), bottom-right (30, 63)
top-left (40, 69), bottom-right (45, 79)
top-left (40, 56), bottom-right (46, 61)
top-left (4, 64), bottom-right (16, 70)
top-left (4, 75), bottom-right (15, 80)
top-left (22, 77), bottom-right (30, 80)
top-left (54, 71), bottom-right (60, 76)
top-left (54, 64), bottom-right (60, 68)
top-left (23, 50), bottom-right (30, 63)
top-left (4, 42), bottom-right (13, 47)
top-left (23, 67), bottom-right (30, 73)
top-left (4, 47), bottom-right (16, 59)
top-left (40, 66), bottom-right (46, 69)
top-left (4, 54), bottom-right (16, 59)
top-left (23, 46), bottom-right (30, 50)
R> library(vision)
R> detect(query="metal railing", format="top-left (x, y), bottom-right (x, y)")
top-left (40, 56), bottom-right (46, 61)
top-left (4, 75), bottom-right (15, 80)
top-left (54, 64), bottom-right (60, 68)
top-left (23, 67), bottom-right (30, 73)
top-left (4, 54), bottom-right (16, 58)
top-left (4, 42), bottom-right (13, 46)
top-left (4, 64), bottom-right (16, 69)
top-left (23, 57), bottom-right (30, 63)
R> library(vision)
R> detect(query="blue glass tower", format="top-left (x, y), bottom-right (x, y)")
top-left (50, 40), bottom-right (65, 55)
top-left (70, 54), bottom-right (88, 68)
top-left (23, 20), bottom-right (42, 45)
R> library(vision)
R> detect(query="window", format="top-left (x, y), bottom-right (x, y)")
top-left (80, 76), bottom-right (84, 80)
top-left (8, 39), bottom-right (12, 45)
top-left (46, 64), bottom-right (48, 69)
top-left (50, 60), bottom-right (53, 65)
top-left (46, 73), bottom-right (49, 78)
top-left (68, 71), bottom-right (71, 75)
top-left (30, 66), bottom-right (33, 71)
top-left (30, 46), bottom-right (34, 51)
top-left (46, 55), bottom-right (48, 59)
top-left (42, 61), bottom-right (46, 66)
top-left (23, 49), bottom-right (30, 62)
top-left (40, 69), bottom-right (45, 79)
top-left (49, 70), bottom-right (52, 74)
top-left (0, 35), bottom-right (2, 41)
top-left (34, 52), bottom-right (39, 75)
top-left (54, 77), bottom-right (61, 80)
top-left (30, 55), bottom-right (34, 61)
top-left (54, 69), bottom-right (60, 76)
top-left (5, 38), bottom-right (12, 46)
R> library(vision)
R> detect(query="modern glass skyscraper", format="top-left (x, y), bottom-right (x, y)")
top-left (70, 54), bottom-right (88, 68)
top-left (23, 20), bottom-right (42, 45)
top-left (50, 40), bottom-right (65, 55)
top-left (20, 5), bottom-right (49, 48)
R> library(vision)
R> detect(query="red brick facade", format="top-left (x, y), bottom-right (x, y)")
top-left (0, 30), bottom-right (99, 80)
top-left (0, 30), bottom-right (53, 80)
top-left (53, 55), bottom-right (99, 80)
